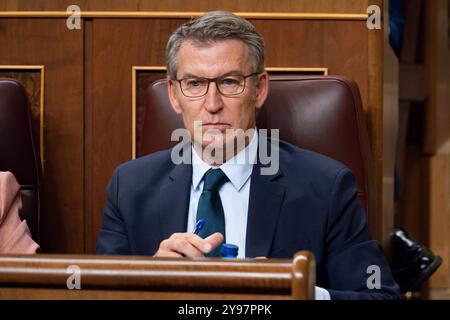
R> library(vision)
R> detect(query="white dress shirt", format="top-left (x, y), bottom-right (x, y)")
top-left (185, 129), bottom-right (330, 300)
top-left (187, 129), bottom-right (257, 258)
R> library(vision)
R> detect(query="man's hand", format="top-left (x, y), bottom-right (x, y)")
top-left (154, 232), bottom-right (224, 257)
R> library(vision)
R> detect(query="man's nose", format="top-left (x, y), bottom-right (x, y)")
top-left (203, 81), bottom-right (224, 113)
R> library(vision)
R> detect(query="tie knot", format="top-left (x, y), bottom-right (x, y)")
top-left (203, 168), bottom-right (228, 191)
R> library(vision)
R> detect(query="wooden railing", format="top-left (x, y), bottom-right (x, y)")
top-left (0, 251), bottom-right (315, 300)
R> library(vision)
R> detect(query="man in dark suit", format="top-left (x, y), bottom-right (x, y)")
top-left (96, 10), bottom-right (400, 300)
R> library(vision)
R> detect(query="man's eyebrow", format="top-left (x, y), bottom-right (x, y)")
top-left (220, 70), bottom-right (245, 77)
top-left (180, 72), bottom-right (199, 78)
top-left (179, 70), bottom-right (244, 79)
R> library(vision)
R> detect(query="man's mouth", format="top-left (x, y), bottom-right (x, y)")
top-left (202, 123), bottom-right (231, 130)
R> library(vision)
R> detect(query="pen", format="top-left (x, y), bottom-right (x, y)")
top-left (193, 218), bottom-right (206, 235)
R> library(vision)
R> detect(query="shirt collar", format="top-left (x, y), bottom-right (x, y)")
top-left (192, 129), bottom-right (258, 191)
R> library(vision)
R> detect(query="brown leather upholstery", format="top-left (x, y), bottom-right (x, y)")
top-left (0, 78), bottom-right (41, 241)
top-left (141, 75), bottom-right (372, 226)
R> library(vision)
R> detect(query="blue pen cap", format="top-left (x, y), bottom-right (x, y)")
top-left (220, 243), bottom-right (239, 258)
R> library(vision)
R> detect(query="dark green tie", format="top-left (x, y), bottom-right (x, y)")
top-left (196, 168), bottom-right (228, 257)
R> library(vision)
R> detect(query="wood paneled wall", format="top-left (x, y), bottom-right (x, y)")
top-left (1, 0), bottom-right (369, 13)
top-left (0, 0), bottom-right (387, 253)
top-left (0, 18), bottom-right (84, 252)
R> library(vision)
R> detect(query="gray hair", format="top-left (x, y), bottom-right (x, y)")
top-left (165, 10), bottom-right (265, 79)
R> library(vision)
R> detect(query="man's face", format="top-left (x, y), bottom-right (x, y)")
top-left (168, 39), bottom-right (269, 155)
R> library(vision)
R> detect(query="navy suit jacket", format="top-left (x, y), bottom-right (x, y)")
top-left (96, 139), bottom-right (400, 300)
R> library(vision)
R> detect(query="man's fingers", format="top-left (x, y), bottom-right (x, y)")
top-left (155, 232), bottom-right (225, 257)
top-left (204, 232), bottom-right (224, 251)
top-left (187, 234), bottom-right (213, 254)
top-left (155, 233), bottom-right (214, 257)
top-left (154, 249), bottom-right (183, 258)
top-left (172, 238), bottom-right (205, 256)
top-left (160, 236), bottom-right (203, 257)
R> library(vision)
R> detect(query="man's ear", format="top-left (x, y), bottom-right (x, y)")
top-left (254, 71), bottom-right (269, 111)
top-left (167, 78), bottom-right (182, 114)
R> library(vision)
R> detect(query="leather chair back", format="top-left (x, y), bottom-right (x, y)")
top-left (0, 78), bottom-right (41, 241)
top-left (141, 75), bottom-right (373, 226)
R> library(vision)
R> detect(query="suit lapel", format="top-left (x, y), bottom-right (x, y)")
top-left (158, 162), bottom-right (192, 239)
top-left (246, 161), bottom-right (285, 258)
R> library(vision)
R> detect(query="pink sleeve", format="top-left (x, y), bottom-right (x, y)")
top-left (0, 171), bottom-right (40, 254)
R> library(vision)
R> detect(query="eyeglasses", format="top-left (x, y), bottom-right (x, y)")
top-left (174, 73), bottom-right (260, 98)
